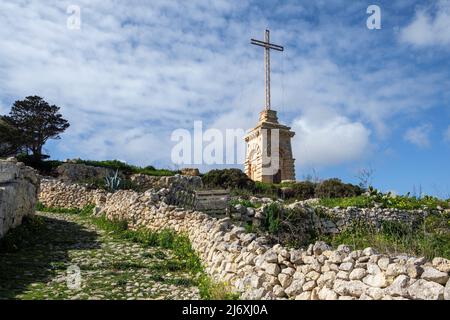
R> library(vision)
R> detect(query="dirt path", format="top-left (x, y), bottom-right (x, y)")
top-left (0, 212), bottom-right (200, 300)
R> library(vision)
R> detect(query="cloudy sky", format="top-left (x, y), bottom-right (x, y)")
top-left (1, 0), bottom-right (449, 197)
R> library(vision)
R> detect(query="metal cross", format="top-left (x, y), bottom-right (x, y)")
top-left (251, 29), bottom-right (284, 110)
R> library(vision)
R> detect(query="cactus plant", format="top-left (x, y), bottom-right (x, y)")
top-left (104, 169), bottom-right (121, 191)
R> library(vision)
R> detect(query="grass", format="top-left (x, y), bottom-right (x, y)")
top-left (36, 203), bottom-right (239, 300)
top-left (316, 214), bottom-right (450, 260)
top-left (318, 195), bottom-right (450, 210)
top-left (229, 199), bottom-right (261, 208)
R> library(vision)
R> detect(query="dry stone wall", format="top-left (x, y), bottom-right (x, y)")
top-left (39, 180), bottom-right (450, 300)
top-left (232, 199), bottom-right (446, 238)
top-left (0, 158), bottom-right (40, 238)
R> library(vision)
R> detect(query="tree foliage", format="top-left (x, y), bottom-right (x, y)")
top-left (0, 117), bottom-right (25, 157)
top-left (5, 96), bottom-right (69, 160)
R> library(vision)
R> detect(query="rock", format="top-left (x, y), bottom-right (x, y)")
top-left (363, 273), bottom-right (388, 288)
top-left (281, 267), bottom-right (296, 276)
top-left (317, 271), bottom-right (336, 288)
top-left (385, 275), bottom-right (409, 297)
top-left (250, 275), bottom-right (264, 289)
top-left (263, 263), bottom-right (281, 276)
top-left (295, 291), bottom-right (311, 300)
top-left (336, 271), bottom-right (349, 280)
top-left (285, 279), bottom-right (305, 297)
top-left (264, 251), bottom-right (278, 263)
top-left (421, 267), bottom-right (449, 285)
top-left (366, 287), bottom-right (384, 300)
top-left (339, 261), bottom-right (354, 272)
top-left (408, 279), bottom-right (444, 300)
top-left (302, 280), bottom-right (316, 291)
top-left (333, 280), bottom-right (369, 297)
top-left (55, 163), bottom-right (114, 182)
top-left (318, 287), bottom-right (338, 300)
top-left (367, 262), bottom-right (382, 275)
top-left (328, 251), bottom-right (344, 264)
top-left (377, 257), bottom-right (390, 270)
top-left (313, 241), bottom-right (331, 256)
top-left (363, 247), bottom-right (377, 256)
top-left (290, 250), bottom-right (303, 264)
top-left (246, 207), bottom-right (255, 217)
top-left (432, 257), bottom-right (450, 273)
top-left (445, 278), bottom-right (450, 300)
top-left (278, 273), bottom-right (293, 289)
top-left (272, 285), bottom-right (286, 298)
top-left (310, 288), bottom-right (319, 300)
top-left (406, 264), bottom-right (423, 279)
top-left (386, 263), bottom-right (407, 277)
top-left (337, 244), bottom-right (351, 254)
top-left (243, 288), bottom-right (266, 300)
top-left (306, 271), bottom-right (320, 281)
top-left (349, 268), bottom-right (367, 281)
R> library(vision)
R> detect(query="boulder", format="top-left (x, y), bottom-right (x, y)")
top-left (421, 266), bottom-right (449, 285)
top-left (407, 279), bottom-right (444, 300)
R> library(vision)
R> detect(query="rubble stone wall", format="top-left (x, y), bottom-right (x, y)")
top-left (38, 180), bottom-right (450, 300)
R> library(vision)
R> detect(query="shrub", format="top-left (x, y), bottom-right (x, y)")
top-left (16, 154), bottom-right (62, 175)
top-left (202, 169), bottom-right (255, 190)
top-left (315, 178), bottom-right (363, 198)
top-left (280, 181), bottom-right (316, 200)
top-left (253, 181), bottom-right (279, 198)
top-left (264, 203), bottom-right (282, 234)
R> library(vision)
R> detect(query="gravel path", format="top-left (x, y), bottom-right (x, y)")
top-left (0, 212), bottom-right (200, 300)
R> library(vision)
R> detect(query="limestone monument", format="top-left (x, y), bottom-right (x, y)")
top-left (244, 30), bottom-right (295, 183)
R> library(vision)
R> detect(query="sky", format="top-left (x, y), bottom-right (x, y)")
top-left (0, 0), bottom-right (449, 197)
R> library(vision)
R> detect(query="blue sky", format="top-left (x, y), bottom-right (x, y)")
top-left (0, 0), bottom-right (449, 197)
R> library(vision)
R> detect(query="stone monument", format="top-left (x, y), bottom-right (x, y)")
top-left (244, 30), bottom-right (295, 183)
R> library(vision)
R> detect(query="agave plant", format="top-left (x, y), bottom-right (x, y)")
top-left (105, 169), bottom-right (121, 192)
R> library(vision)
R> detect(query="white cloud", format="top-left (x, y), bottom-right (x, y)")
top-left (291, 113), bottom-right (371, 168)
top-left (0, 0), bottom-right (447, 172)
top-left (400, 1), bottom-right (450, 47)
top-left (444, 125), bottom-right (450, 142)
top-left (404, 124), bottom-right (432, 148)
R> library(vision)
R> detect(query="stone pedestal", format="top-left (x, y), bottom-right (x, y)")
top-left (244, 109), bottom-right (295, 183)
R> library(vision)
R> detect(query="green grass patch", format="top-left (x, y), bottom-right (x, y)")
top-left (229, 199), bottom-right (261, 208)
top-left (318, 195), bottom-right (449, 210)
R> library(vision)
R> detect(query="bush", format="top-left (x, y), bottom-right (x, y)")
top-left (202, 169), bottom-right (255, 190)
top-left (253, 181), bottom-right (279, 198)
top-left (281, 181), bottom-right (316, 200)
top-left (16, 154), bottom-right (63, 175)
top-left (315, 178), bottom-right (363, 199)
top-left (74, 159), bottom-right (178, 177)
top-left (264, 203), bottom-right (282, 234)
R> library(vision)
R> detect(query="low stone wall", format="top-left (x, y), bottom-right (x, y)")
top-left (232, 198), bottom-right (446, 238)
top-left (38, 180), bottom-right (450, 300)
top-left (129, 174), bottom-right (202, 191)
top-left (0, 158), bottom-right (40, 238)
top-left (56, 163), bottom-right (116, 182)
top-left (39, 179), bottom-right (107, 209)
